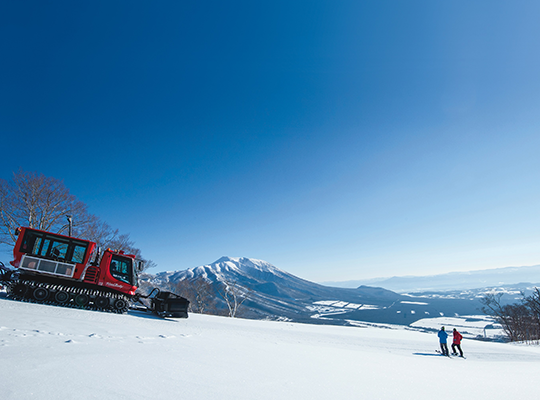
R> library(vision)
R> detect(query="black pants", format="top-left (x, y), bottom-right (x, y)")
top-left (440, 342), bottom-right (449, 355)
top-left (452, 343), bottom-right (463, 357)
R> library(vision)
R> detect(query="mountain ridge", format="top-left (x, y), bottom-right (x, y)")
top-left (141, 256), bottom-right (487, 326)
top-left (321, 264), bottom-right (540, 292)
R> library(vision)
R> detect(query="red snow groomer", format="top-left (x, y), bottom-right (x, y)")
top-left (0, 227), bottom-right (189, 318)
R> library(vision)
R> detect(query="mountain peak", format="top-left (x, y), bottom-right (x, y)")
top-left (214, 256), bottom-right (236, 264)
top-left (212, 256), bottom-right (274, 272)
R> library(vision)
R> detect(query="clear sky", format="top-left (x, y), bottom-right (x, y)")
top-left (2, 1), bottom-right (540, 282)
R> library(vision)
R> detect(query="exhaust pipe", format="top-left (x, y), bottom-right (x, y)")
top-left (66, 215), bottom-right (73, 237)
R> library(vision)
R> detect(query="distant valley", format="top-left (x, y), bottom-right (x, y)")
top-left (138, 257), bottom-right (540, 328)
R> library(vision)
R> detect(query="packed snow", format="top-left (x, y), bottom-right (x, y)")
top-left (1, 297), bottom-right (539, 400)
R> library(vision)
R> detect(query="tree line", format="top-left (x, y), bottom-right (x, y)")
top-left (482, 288), bottom-right (540, 343)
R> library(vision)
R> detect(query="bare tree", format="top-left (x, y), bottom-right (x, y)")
top-left (523, 288), bottom-right (540, 341)
top-left (481, 293), bottom-right (518, 341)
top-left (524, 288), bottom-right (540, 319)
top-left (482, 291), bottom-right (540, 343)
top-left (172, 277), bottom-right (218, 314)
top-left (84, 218), bottom-right (138, 255)
top-left (141, 259), bottom-right (158, 272)
top-left (76, 215), bottom-right (155, 268)
top-left (0, 170), bottom-right (90, 245)
top-left (217, 280), bottom-right (252, 318)
top-left (192, 278), bottom-right (218, 314)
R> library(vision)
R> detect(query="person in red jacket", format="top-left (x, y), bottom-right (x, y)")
top-left (452, 328), bottom-right (464, 357)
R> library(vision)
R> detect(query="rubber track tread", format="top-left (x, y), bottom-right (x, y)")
top-left (5, 279), bottom-right (130, 314)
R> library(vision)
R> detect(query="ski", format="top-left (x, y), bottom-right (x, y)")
top-left (435, 350), bottom-right (451, 357)
top-left (435, 350), bottom-right (452, 358)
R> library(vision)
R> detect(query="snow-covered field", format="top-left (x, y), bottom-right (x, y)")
top-left (1, 297), bottom-right (539, 400)
top-left (411, 315), bottom-right (505, 340)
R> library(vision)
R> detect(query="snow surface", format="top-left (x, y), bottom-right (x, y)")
top-left (1, 298), bottom-right (540, 400)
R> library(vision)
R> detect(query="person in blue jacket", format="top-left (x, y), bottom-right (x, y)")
top-left (438, 326), bottom-right (449, 356)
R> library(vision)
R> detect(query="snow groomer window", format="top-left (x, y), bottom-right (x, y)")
top-left (110, 256), bottom-right (133, 285)
top-left (19, 229), bottom-right (89, 265)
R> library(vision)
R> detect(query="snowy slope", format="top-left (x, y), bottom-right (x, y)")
top-left (1, 297), bottom-right (539, 400)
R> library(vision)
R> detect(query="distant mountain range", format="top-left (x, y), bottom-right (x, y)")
top-left (141, 257), bottom-right (493, 327)
top-left (321, 265), bottom-right (540, 292)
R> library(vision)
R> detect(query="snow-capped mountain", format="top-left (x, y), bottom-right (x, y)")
top-left (142, 257), bottom-right (485, 325)
top-left (152, 256), bottom-right (395, 301)
top-left (156, 256), bottom-right (309, 291)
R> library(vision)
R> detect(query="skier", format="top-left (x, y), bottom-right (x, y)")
top-left (438, 326), bottom-right (449, 356)
top-left (452, 328), bottom-right (464, 357)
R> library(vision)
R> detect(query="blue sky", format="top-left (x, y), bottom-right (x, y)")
top-left (2, 1), bottom-right (540, 282)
